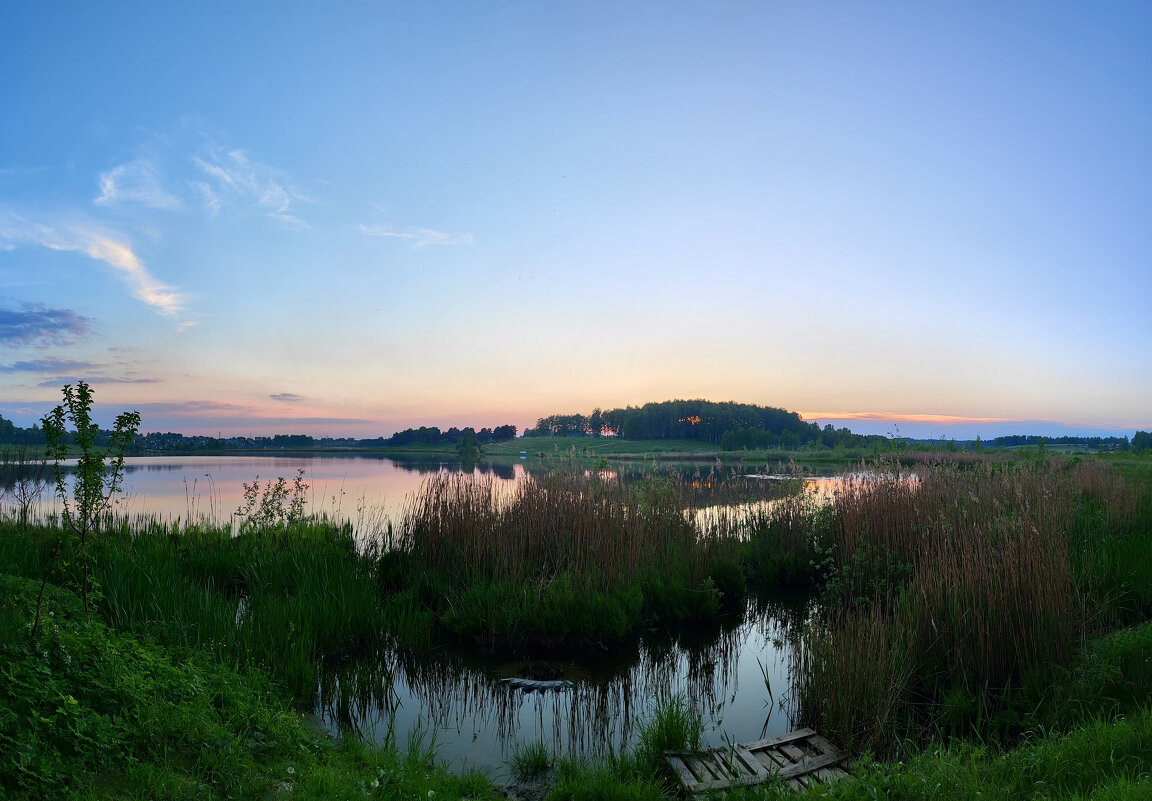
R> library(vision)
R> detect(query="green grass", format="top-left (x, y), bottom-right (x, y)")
top-left (391, 469), bottom-right (741, 650)
top-left (0, 573), bottom-right (498, 800)
top-left (0, 517), bottom-right (390, 702)
top-left (2, 453), bottom-right (1150, 798)
top-left (507, 740), bottom-right (554, 779)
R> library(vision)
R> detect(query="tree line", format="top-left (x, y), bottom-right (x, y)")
top-left (522, 401), bottom-right (1150, 454)
top-left (0, 415), bottom-right (518, 452)
top-left (523, 399), bottom-right (891, 451)
top-left (988, 434), bottom-right (1134, 450)
top-left (360, 425), bottom-right (518, 448)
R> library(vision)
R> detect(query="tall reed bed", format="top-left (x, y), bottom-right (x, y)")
top-left (0, 515), bottom-right (387, 702)
top-left (389, 470), bottom-right (744, 649)
top-left (793, 458), bottom-right (1145, 753)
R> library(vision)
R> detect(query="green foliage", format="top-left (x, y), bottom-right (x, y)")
top-left (790, 459), bottom-right (1152, 754)
top-left (456, 427), bottom-right (481, 460)
top-left (508, 740), bottom-right (554, 779)
top-left (397, 469), bottom-right (734, 649)
top-left (635, 694), bottom-right (703, 772)
top-left (42, 381), bottom-right (140, 538)
top-left (39, 381), bottom-right (140, 623)
top-left (0, 445), bottom-right (50, 526)
top-left (234, 467), bottom-right (309, 531)
top-left (0, 573), bottom-right (499, 801)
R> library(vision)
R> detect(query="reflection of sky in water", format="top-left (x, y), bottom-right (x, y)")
top-left (36, 454), bottom-right (526, 538)
top-left (314, 595), bottom-right (813, 776)
top-left (19, 454), bottom-right (824, 773)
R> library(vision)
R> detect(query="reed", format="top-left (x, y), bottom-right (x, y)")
top-left (0, 514), bottom-right (388, 702)
top-left (794, 458), bottom-right (1150, 753)
top-left (394, 469), bottom-right (742, 648)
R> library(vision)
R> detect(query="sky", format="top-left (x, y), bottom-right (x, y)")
top-left (1, 2), bottom-right (1149, 441)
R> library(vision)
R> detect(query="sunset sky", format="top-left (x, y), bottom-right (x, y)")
top-left (1, 2), bottom-right (1149, 440)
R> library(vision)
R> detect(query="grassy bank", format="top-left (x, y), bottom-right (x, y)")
top-left (2, 453), bottom-right (1150, 798)
top-left (382, 469), bottom-right (745, 650)
top-left (785, 456), bottom-right (1152, 755)
top-left (0, 573), bottom-right (497, 801)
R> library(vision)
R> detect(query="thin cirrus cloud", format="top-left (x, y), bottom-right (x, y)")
top-left (192, 148), bottom-right (309, 229)
top-left (94, 158), bottom-right (182, 210)
top-left (0, 303), bottom-right (93, 348)
top-left (0, 214), bottom-right (185, 317)
top-left (269, 393), bottom-right (303, 403)
top-left (804, 411), bottom-right (1015, 425)
top-left (358, 222), bottom-right (473, 248)
top-left (35, 374), bottom-right (158, 388)
top-left (0, 356), bottom-right (97, 374)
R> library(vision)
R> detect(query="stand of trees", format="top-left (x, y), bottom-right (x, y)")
top-left (524, 399), bottom-right (890, 451)
top-left (988, 434), bottom-right (1132, 451)
top-left (377, 425), bottom-right (517, 447)
top-left (0, 415), bottom-right (517, 452)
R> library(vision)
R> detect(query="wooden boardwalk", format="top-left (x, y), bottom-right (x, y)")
top-left (665, 728), bottom-right (849, 795)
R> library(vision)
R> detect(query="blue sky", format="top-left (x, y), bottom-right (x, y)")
top-left (1, 2), bottom-right (1149, 440)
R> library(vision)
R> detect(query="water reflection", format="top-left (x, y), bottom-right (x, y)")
top-left (5, 452), bottom-right (826, 771)
top-left (315, 594), bottom-right (812, 774)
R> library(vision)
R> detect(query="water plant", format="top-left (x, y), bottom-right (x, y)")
top-left (0, 445), bottom-right (50, 526)
top-left (36, 381), bottom-right (139, 631)
top-left (392, 468), bottom-right (742, 649)
top-left (792, 457), bottom-right (1152, 753)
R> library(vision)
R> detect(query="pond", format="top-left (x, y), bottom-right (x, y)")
top-left (314, 593), bottom-right (812, 775)
top-left (10, 452), bottom-right (833, 775)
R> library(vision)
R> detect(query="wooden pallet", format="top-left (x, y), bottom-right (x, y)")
top-left (665, 728), bottom-right (849, 795)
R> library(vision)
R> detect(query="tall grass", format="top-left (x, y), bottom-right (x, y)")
top-left (794, 458), bottom-right (1151, 753)
top-left (391, 469), bottom-right (744, 648)
top-left (0, 515), bottom-right (387, 702)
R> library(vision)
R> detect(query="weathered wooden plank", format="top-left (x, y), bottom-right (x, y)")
top-left (733, 744), bottom-right (772, 779)
top-left (778, 742), bottom-right (808, 762)
top-left (665, 754), bottom-right (698, 791)
top-left (813, 766), bottom-right (842, 782)
top-left (757, 749), bottom-right (791, 770)
top-left (674, 769), bottom-right (776, 793)
top-left (686, 754), bottom-right (722, 783)
top-left (666, 729), bottom-right (849, 796)
top-left (742, 728), bottom-right (816, 751)
top-left (805, 732), bottom-right (841, 756)
top-left (702, 752), bottom-right (736, 780)
top-left (775, 751), bottom-right (844, 780)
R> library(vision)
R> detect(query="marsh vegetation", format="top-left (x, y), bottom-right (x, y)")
top-left (2, 401), bottom-right (1151, 799)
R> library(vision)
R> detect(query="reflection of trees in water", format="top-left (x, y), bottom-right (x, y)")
top-left (386, 458), bottom-right (519, 480)
top-left (0, 446), bottom-right (50, 524)
top-left (313, 608), bottom-right (791, 763)
top-left (748, 593), bottom-right (816, 732)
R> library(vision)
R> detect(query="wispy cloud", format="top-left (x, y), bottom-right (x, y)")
top-left (190, 181), bottom-right (221, 216)
top-left (35, 374), bottom-right (159, 388)
top-left (358, 223), bottom-right (473, 248)
top-left (0, 303), bottom-right (94, 348)
top-left (270, 393), bottom-right (303, 403)
top-left (94, 158), bottom-right (182, 209)
top-left (0, 214), bottom-right (185, 317)
top-left (0, 356), bottom-right (97, 374)
top-left (193, 149), bottom-right (309, 229)
top-left (803, 411), bottom-right (1015, 424)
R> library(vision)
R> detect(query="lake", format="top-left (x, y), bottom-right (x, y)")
top-left (20, 452), bottom-right (828, 775)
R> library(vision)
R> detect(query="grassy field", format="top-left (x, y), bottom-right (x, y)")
top-left (1, 452), bottom-right (1150, 798)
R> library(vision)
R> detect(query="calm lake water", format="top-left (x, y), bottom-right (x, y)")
top-left (24, 453), bottom-right (830, 774)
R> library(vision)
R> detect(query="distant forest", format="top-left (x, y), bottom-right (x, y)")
top-left (985, 434), bottom-right (1134, 451)
top-left (524, 400), bottom-right (1148, 454)
top-left (525, 399), bottom-right (886, 451)
top-left (0, 405), bottom-right (1147, 454)
top-left (0, 415), bottom-right (518, 453)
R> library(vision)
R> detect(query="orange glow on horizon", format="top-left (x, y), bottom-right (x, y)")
top-left (801, 411), bottom-right (1017, 425)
